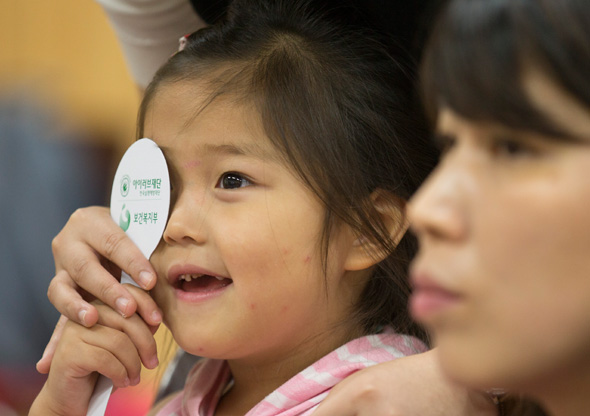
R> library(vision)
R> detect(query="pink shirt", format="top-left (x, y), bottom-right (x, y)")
top-left (156, 328), bottom-right (427, 416)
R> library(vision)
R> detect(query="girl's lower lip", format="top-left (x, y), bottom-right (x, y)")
top-left (174, 283), bottom-right (231, 302)
top-left (409, 287), bottom-right (461, 321)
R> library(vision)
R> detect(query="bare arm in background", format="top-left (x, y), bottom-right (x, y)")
top-left (95, 0), bottom-right (207, 89)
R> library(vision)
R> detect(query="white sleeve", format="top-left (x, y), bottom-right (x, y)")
top-left (95, 0), bottom-right (207, 88)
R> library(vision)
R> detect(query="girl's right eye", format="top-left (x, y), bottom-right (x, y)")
top-left (216, 172), bottom-right (253, 189)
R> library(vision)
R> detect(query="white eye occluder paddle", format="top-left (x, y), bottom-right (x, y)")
top-left (87, 138), bottom-right (170, 416)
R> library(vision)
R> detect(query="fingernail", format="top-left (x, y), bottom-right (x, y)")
top-left (131, 375), bottom-right (141, 386)
top-left (124, 377), bottom-right (131, 387)
top-left (36, 354), bottom-right (45, 369)
top-left (149, 355), bottom-right (159, 369)
top-left (151, 310), bottom-right (162, 324)
top-left (78, 309), bottom-right (88, 326)
top-left (139, 271), bottom-right (155, 289)
top-left (116, 297), bottom-right (130, 317)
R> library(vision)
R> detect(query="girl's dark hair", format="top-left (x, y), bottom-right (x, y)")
top-left (421, 0), bottom-right (590, 136)
top-left (139, 0), bottom-right (438, 342)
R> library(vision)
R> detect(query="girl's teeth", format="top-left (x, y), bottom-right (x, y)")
top-left (179, 274), bottom-right (196, 282)
top-left (178, 273), bottom-right (227, 282)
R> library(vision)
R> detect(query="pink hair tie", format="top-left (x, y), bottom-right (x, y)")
top-left (178, 34), bottom-right (190, 52)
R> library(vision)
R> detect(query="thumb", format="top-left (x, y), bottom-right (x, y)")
top-left (36, 314), bottom-right (69, 374)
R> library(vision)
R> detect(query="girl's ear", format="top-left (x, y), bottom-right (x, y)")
top-left (344, 189), bottom-right (409, 271)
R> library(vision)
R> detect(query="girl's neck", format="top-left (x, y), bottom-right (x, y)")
top-left (214, 324), bottom-right (364, 415)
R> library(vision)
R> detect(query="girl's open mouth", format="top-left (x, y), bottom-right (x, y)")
top-left (176, 274), bottom-right (233, 293)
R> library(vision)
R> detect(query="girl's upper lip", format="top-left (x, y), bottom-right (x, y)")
top-left (167, 264), bottom-right (230, 285)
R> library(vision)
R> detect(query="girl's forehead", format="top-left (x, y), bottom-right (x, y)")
top-left (152, 80), bottom-right (220, 112)
top-left (147, 81), bottom-right (255, 132)
top-left (143, 82), bottom-right (287, 163)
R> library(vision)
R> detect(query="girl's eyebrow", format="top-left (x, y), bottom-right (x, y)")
top-left (201, 142), bottom-right (279, 161)
top-left (157, 142), bottom-right (281, 163)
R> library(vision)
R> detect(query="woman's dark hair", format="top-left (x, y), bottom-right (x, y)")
top-left (138, 0), bottom-right (438, 342)
top-left (420, 0), bottom-right (590, 414)
top-left (421, 0), bottom-right (590, 136)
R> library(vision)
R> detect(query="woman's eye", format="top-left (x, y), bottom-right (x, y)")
top-left (217, 172), bottom-right (252, 189)
top-left (492, 137), bottom-right (537, 158)
top-left (433, 133), bottom-right (456, 156)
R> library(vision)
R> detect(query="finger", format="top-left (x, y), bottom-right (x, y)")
top-left (313, 396), bottom-right (390, 416)
top-left (52, 239), bottom-right (140, 318)
top-left (313, 403), bottom-right (354, 416)
top-left (36, 315), bottom-right (70, 374)
top-left (52, 207), bottom-right (160, 318)
top-left (312, 374), bottom-right (381, 416)
top-left (312, 389), bottom-right (355, 416)
top-left (95, 302), bottom-right (159, 370)
top-left (70, 325), bottom-right (143, 388)
top-left (47, 270), bottom-right (100, 326)
top-left (55, 207), bottom-right (157, 290)
top-left (125, 284), bottom-right (162, 327)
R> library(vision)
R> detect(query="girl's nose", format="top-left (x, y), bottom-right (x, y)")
top-left (408, 159), bottom-right (468, 243)
top-left (162, 189), bottom-right (208, 245)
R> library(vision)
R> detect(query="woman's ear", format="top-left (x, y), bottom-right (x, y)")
top-left (344, 189), bottom-right (409, 271)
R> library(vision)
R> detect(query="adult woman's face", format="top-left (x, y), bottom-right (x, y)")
top-left (408, 69), bottom-right (590, 392)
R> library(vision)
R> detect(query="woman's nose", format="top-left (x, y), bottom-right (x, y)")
top-left (408, 158), bottom-right (469, 243)
top-left (162, 189), bottom-right (209, 245)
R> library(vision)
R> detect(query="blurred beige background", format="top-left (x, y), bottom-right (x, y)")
top-left (0, 1), bottom-right (173, 415)
top-left (1, 0), bottom-right (139, 156)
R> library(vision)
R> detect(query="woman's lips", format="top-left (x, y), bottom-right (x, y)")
top-left (409, 272), bottom-right (462, 322)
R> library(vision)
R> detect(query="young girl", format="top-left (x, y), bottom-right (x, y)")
top-left (30, 1), bottom-right (439, 414)
top-left (409, 0), bottom-right (590, 415)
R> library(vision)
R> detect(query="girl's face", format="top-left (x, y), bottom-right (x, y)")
top-left (408, 70), bottom-right (590, 393)
top-left (147, 80), bottom-right (367, 369)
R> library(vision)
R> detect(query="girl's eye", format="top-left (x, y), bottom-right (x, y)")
top-left (217, 172), bottom-right (252, 189)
